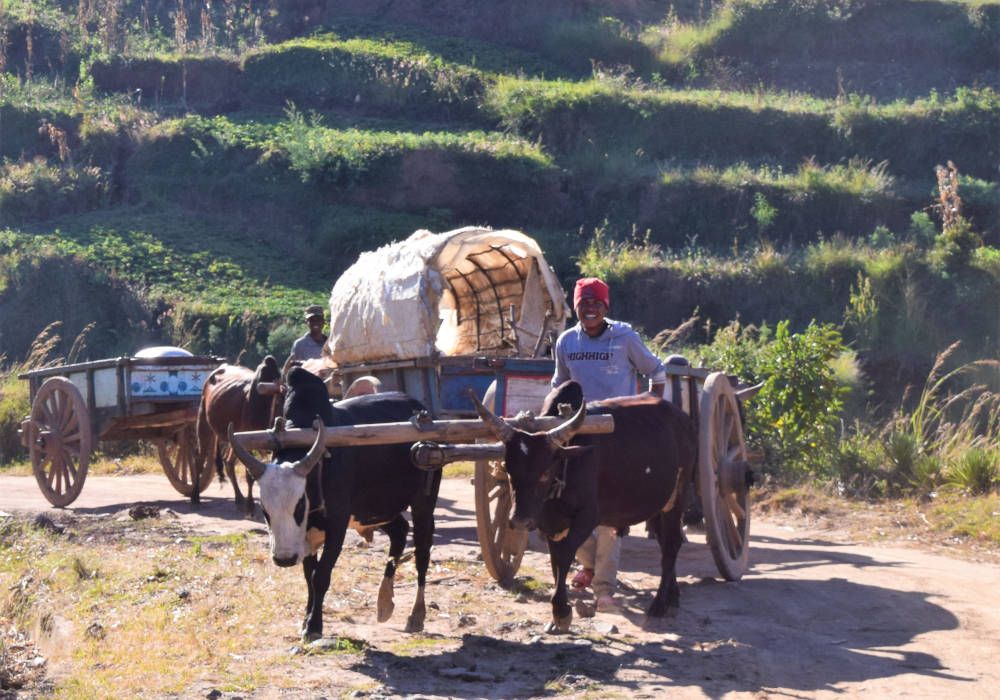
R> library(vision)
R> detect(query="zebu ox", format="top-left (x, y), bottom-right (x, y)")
top-left (195, 356), bottom-right (282, 513)
top-left (470, 380), bottom-right (697, 633)
top-left (229, 367), bottom-right (440, 641)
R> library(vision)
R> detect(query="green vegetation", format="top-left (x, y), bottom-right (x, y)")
top-left (0, 1), bottom-right (996, 520)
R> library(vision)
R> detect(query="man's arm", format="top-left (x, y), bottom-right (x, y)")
top-left (623, 329), bottom-right (666, 396)
top-left (551, 333), bottom-right (570, 388)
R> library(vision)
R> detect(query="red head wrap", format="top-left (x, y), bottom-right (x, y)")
top-left (573, 277), bottom-right (610, 310)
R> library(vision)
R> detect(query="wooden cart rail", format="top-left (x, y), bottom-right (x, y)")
top-left (231, 413), bottom-right (615, 451)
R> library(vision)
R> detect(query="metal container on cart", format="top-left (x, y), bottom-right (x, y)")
top-left (18, 347), bottom-right (223, 507)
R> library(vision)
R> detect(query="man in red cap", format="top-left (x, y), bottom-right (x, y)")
top-left (551, 277), bottom-right (666, 612)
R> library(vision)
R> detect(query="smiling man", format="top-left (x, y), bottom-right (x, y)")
top-left (551, 277), bottom-right (667, 611)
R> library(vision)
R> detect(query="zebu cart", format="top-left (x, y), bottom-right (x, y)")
top-left (18, 348), bottom-right (223, 507)
top-left (235, 226), bottom-right (757, 583)
top-left (324, 226), bottom-right (571, 582)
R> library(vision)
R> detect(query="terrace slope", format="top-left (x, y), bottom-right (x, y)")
top-left (0, 0), bottom-right (996, 380)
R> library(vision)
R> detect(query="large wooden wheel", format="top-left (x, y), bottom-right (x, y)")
top-left (474, 382), bottom-right (528, 584)
top-left (28, 377), bottom-right (92, 507)
top-left (698, 372), bottom-right (752, 581)
top-left (156, 425), bottom-right (213, 496)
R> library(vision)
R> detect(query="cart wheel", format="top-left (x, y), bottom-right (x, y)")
top-left (698, 372), bottom-right (751, 581)
top-left (475, 459), bottom-right (529, 584)
top-left (474, 382), bottom-right (528, 584)
top-left (156, 425), bottom-right (213, 496)
top-left (29, 377), bottom-right (92, 507)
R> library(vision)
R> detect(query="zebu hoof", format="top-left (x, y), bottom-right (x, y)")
top-left (376, 576), bottom-right (395, 623)
top-left (544, 613), bottom-right (572, 635)
top-left (645, 599), bottom-right (678, 618)
top-left (301, 628), bottom-right (322, 643)
top-left (404, 613), bottom-right (425, 633)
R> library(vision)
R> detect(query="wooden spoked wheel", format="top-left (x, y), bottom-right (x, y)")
top-left (698, 372), bottom-right (751, 581)
top-left (28, 377), bottom-right (92, 507)
top-left (474, 382), bottom-right (528, 584)
top-left (475, 458), bottom-right (529, 584)
top-left (156, 425), bottom-right (213, 496)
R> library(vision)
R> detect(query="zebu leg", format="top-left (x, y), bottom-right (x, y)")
top-left (377, 515), bottom-right (409, 623)
top-left (222, 444), bottom-right (245, 507)
top-left (647, 506), bottom-right (685, 617)
top-left (301, 555), bottom-right (317, 638)
top-left (544, 528), bottom-right (590, 634)
top-left (406, 472), bottom-right (439, 633)
top-left (302, 515), bottom-right (348, 641)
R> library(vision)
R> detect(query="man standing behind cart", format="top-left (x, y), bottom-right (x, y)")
top-left (289, 304), bottom-right (328, 361)
top-left (551, 277), bottom-right (666, 612)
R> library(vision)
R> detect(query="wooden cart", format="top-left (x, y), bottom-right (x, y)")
top-left (275, 226), bottom-right (755, 583)
top-left (18, 352), bottom-right (223, 507)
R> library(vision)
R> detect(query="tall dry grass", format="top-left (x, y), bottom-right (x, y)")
top-left (0, 322), bottom-right (93, 465)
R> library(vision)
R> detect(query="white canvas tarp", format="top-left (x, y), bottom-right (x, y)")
top-left (327, 227), bottom-right (570, 366)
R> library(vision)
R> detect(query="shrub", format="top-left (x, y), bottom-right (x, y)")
top-left (882, 429), bottom-right (942, 496)
top-left (698, 319), bottom-right (848, 478)
top-left (0, 363), bottom-right (30, 465)
top-left (933, 216), bottom-right (981, 272)
top-left (0, 158), bottom-right (108, 223)
top-left (576, 225), bottom-right (662, 283)
top-left (750, 192), bottom-right (777, 232)
top-left (907, 211), bottom-right (937, 247)
top-left (946, 448), bottom-right (999, 495)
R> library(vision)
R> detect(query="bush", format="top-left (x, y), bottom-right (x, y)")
top-left (946, 448), bottom-right (999, 495)
top-left (575, 225), bottom-right (661, 283)
top-left (698, 319), bottom-right (848, 478)
top-left (0, 365), bottom-right (30, 465)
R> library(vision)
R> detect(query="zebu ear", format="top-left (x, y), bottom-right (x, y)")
top-left (558, 445), bottom-right (593, 462)
top-left (292, 418), bottom-right (327, 477)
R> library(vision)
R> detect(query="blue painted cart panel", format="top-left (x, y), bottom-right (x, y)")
top-left (340, 356), bottom-right (556, 419)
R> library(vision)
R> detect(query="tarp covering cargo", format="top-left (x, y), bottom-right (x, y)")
top-left (327, 227), bottom-right (570, 366)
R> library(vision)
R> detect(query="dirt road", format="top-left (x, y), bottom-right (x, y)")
top-left (2, 473), bottom-right (998, 698)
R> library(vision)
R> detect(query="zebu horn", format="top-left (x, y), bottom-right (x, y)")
top-left (292, 419), bottom-right (327, 477)
top-left (467, 388), bottom-right (514, 443)
top-left (228, 422), bottom-right (267, 480)
top-left (736, 381), bottom-right (765, 402)
top-left (546, 402), bottom-right (587, 446)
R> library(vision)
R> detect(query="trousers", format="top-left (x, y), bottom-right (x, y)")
top-left (575, 525), bottom-right (621, 597)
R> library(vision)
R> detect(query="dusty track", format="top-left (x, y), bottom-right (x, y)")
top-left (2, 473), bottom-right (998, 698)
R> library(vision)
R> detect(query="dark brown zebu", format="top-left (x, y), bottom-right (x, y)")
top-left (470, 380), bottom-right (697, 632)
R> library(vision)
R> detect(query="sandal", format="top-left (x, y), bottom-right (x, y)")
top-left (571, 567), bottom-right (594, 589)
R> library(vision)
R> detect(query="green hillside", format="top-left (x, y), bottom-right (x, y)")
top-left (1, 2), bottom-right (997, 441)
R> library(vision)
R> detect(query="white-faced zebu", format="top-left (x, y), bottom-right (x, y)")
top-left (470, 379), bottom-right (697, 633)
top-left (229, 367), bottom-right (441, 641)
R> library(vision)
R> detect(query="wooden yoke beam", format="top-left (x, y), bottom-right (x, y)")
top-left (232, 414), bottom-right (615, 451)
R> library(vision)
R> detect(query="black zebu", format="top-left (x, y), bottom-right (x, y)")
top-left (230, 367), bottom-right (441, 641)
top-left (470, 379), bottom-right (697, 632)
